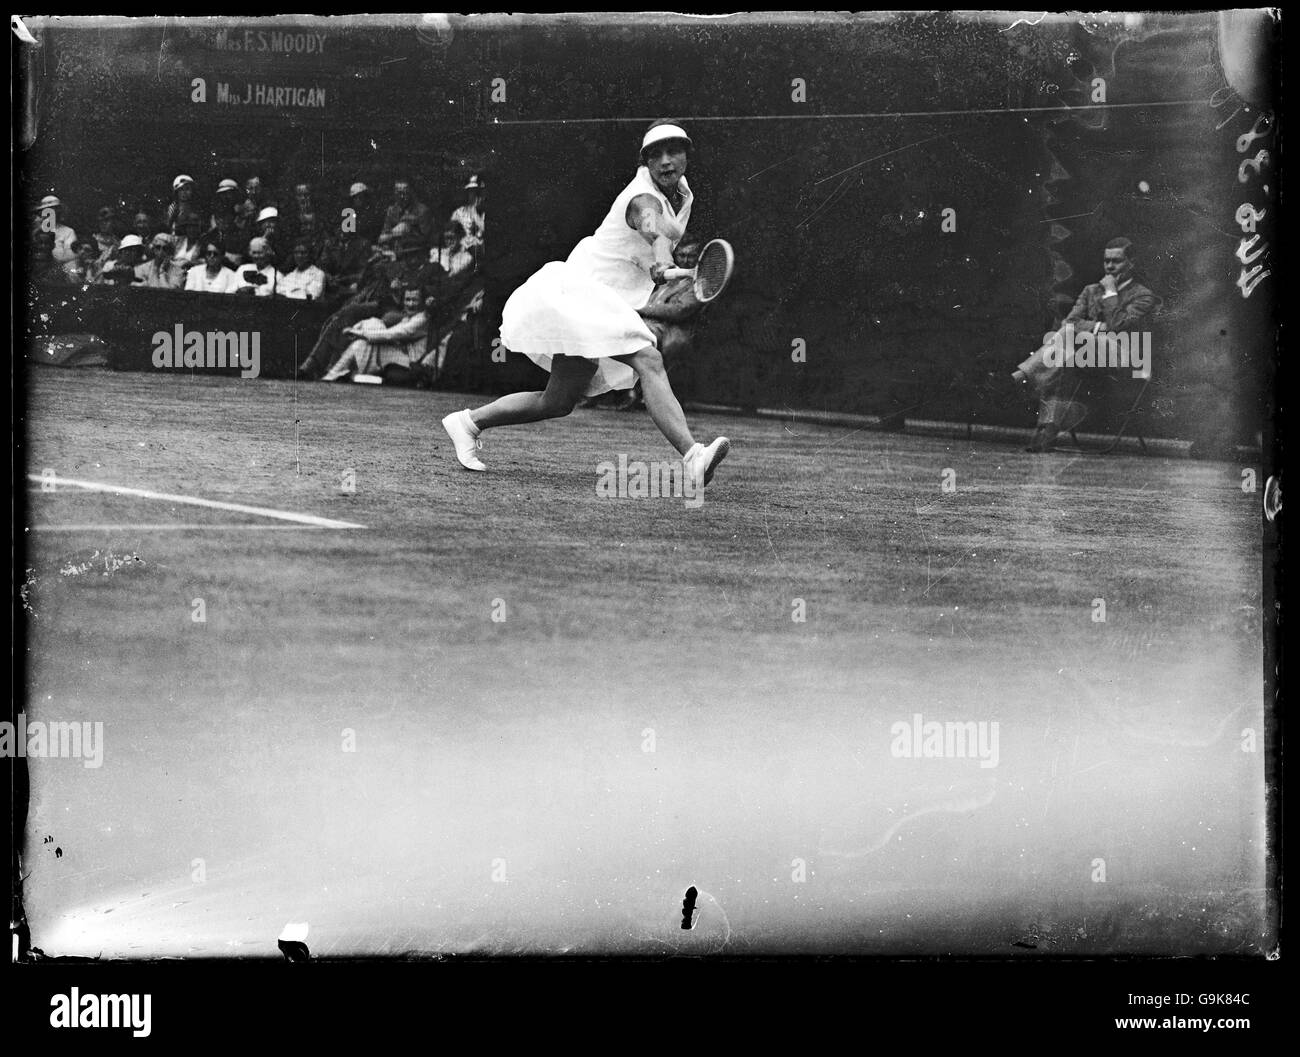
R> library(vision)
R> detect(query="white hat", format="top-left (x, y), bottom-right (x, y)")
top-left (172, 174), bottom-right (195, 191)
top-left (257, 206), bottom-right (279, 223)
top-left (641, 123), bottom-right (692, 153)
top-left (118, 234), bottom-right (144, 249)
top-left (216, 178), bottom-right (240, 194)
top-left (37, 194), bottom-right (61, 210)
top-left (464, 174), bottom-right (484, 190)
top-left (151, 232), bottom-right (175, 249)
top-left (349, 182), bottom-right (370, 196)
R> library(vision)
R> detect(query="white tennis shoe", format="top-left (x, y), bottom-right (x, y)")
top-left (442, 409), bottom-right (486, 472)
top-left (684, 437), bottom-right (731, 490)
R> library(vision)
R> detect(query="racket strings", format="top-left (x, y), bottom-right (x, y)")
top-left (697, 245), bottom-right (729, 298)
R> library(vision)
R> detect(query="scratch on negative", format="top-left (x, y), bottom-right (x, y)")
top-left (811, 426), bottom-right (870, 456)
top-left (921, 554), bottom-right (967, 597)
top-left (797, 174), bottom-right (853, 229)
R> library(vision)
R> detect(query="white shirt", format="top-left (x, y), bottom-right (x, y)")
top-left (174, 238), bottom-right (205, 268)
top-left (432, 245), bottom-right (475, 278)
top-left (185, 265), bottom-right (240, 294)
top-left (451, 203), bottom-right (485, 248)
top-left (565, 166), bottom-right (692, 310)
top-left (52, 224), bottom-right (79, 263)
top-left (234, 263), bottom-right (280, 296)
top-left (279, 264), bottom-right (326, 301)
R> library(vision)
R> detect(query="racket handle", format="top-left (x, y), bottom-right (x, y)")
top-left (661, 267), bottom-right (691, 279)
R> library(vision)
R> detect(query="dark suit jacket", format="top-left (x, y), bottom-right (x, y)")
top-left (1064, 278), bottom-right (1158, 332)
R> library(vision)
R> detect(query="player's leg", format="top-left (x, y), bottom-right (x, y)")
top-left (472, 354), bottom-right (598, 428)
top-left (615, 344), bottom-right (693, 454)
top-left (616, 344), bottom-right (730, 485)
top-left (442, 355), bottom-right (597, 471)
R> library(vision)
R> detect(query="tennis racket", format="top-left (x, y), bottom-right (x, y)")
top-left (662, 238), bottom-right (734, 303)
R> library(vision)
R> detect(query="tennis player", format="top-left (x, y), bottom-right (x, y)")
top-left (441, 120), bottom-right (730, 487)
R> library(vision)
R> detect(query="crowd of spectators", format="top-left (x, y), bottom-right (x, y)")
top-left (28, 172), bottom-right (488, 382)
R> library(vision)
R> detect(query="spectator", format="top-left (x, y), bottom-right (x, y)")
top-left (173, 212), bottom-right (208, 270)
top-left (233, 178), bottom-right (263, 247)
top-left (322, 285), bottom-right (430, 381)
top-left (386, 240), bottom-right (439, 306)
top-left (423, 221), bottom-right (484, 379)
top-left (61, 238), bottom-right (104, 287)
top-left (184, 240), bottom-right (240, 294)
top-left (135, 232), bottom-right (184, 289)
top-left (280, 240), bottom-right (326, 301)
top-left (100, 234), bottom-right (147, 285)
top-left (379, 178), bottom-right (434, 255)
top-left (294, 210), bottom-right (328, 266)
top-left (320, 185), bottom-right (379, 293)
top-left (33, 195), bottom-right (78, 263)
top-left (256, 206), bottom-right (281, 251)
top-left (210, 213), bottom-right (245, 270)
top-left (286, 182), bottom-right (317, 241)
top-left (165, 174), bottom-right (199, 234)
top-left (131, 210), bottom-right (159, 243)
top-left (297, 247), bottom-right (393, 378)
top-left (347, 181), bottom-right (382, 242)
top-left (234, 237), bottom-right (281, 296)
top-left (1015, 236), bottom-right (1159, 452)
top-left (638, 236), bottom-right (705, 358)
top-left (242, 175), bottom-right (266, 218)
top-left (430, 221), bottom-right (475, 279)
top-left (210, 178), bottom-right (241, 229)
top-left (30, 229), bottom-right (67, 286)
top-left (92, 206), bottom-right (121, 268)
top-left (451, 174), bottom-right (486, 252)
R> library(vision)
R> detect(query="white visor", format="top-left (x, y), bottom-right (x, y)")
top-left (641, 124), bottom-right (691, 153)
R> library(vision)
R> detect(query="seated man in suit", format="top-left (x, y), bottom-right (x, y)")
top-left (1014, 236), bottom-right (1158, 452)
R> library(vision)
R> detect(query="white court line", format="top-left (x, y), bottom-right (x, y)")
top-left (27, 475), bottom-right (366, 530)
top-left (30, 524), bottom-right (346, 532)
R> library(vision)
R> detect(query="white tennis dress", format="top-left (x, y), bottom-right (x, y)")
top-left (500, 166), bottom-right (693, 396)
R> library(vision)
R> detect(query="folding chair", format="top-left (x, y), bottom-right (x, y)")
top-left (1084, 312), bottom-right (1160, 455)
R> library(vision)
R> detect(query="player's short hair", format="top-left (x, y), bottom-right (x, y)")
top-left (1105, 237), bottom-right (1135, 258)
top-left (626, 193), bottom-right (663, 233)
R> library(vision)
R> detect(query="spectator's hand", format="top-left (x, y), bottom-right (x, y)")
top-left (1100, 274), bottom-right (1118, 296)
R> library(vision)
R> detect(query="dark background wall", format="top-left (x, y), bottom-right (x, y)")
top-left (17, 13), bottom-right (1277, 451)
